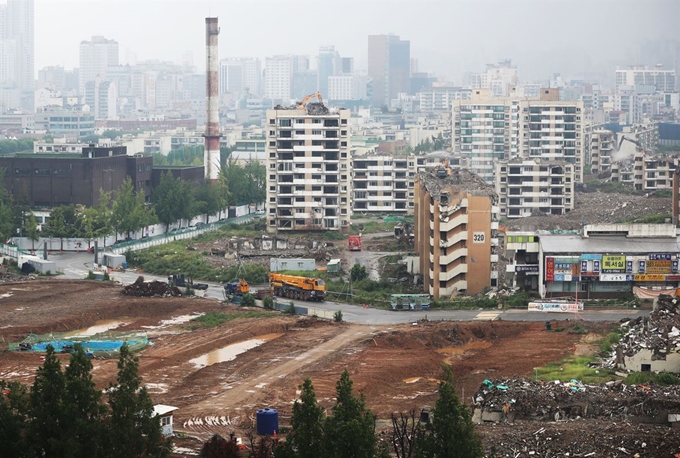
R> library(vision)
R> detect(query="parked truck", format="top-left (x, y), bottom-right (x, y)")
top-left (269, 273), bottom-right (326, 301)
top-left (224, 279), bottom-right (250, 304)
top-left (348, 235), bottom-right (362, 251)
top-left (168, 274), bottom-right (209, 291)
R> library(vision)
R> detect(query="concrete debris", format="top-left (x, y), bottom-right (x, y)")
top-left (479, 420), bottom-right (680, 457)
top-left (611, 294), bottom-right (680, 364)
top-left (0, 267), bottom-right (37, 283)
top-left (504, 191), bottom-right (670, 231)
top-left (417, 168), bottom-right (497, 201)
top-left (473, 377), bottom-right (680, 423)
top-left (121, 276), bottom-right (182, 297)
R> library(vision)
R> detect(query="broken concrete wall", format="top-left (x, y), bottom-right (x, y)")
top-left (621, 348), bottom-right (680, 373)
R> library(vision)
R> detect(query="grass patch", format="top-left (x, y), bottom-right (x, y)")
top-left (534, 356), bottom-right (617, 383)
top-left (600, 330), bottom-right (622, 354)
top-left (624, 372), bottom-right (680, 386)
top-left (350, 220), bottom-right (396, 235)
top-left (618, 213), bottom-right (672, 224)
top-left (188, 311), bottom-right (271, 329)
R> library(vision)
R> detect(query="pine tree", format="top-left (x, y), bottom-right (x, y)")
top-left (0, 380), bottom-right (29, 458)
top-left (274, 378), bottom-right (324, 458)
top-left (28, 345), bottom-right (67, 457)
top-left (413, 366), bottom-right (483, 458)
top-left (62, 344), bottom-right (107, 457)
top-left (323, 370), bottom-right (377, 458)
top-left (105, 344), bottom-right (171, 458)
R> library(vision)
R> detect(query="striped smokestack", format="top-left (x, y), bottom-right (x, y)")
top-left (204, 17), bottom-right (220, 181)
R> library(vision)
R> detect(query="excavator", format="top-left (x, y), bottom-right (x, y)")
top-left (296, 91), bottom-right (329, 115)
top-left (296, 91), bottom-right (323, 109)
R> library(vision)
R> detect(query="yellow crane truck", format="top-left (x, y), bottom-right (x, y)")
top-left (269, 273), bottom-right (326, 301)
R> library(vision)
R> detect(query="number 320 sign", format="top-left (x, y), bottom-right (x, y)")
top-left (473, 232), bottom-right (485, 243)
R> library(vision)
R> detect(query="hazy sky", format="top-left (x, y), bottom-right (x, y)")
top-left (33, 0), bottom-right (680, 82)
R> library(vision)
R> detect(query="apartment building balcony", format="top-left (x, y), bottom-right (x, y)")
top-left (293, 145), bottom-right (323, 152)
top-left (440, 280), bottom-right (468, 296)
top-left (491, 237), bottom-right (499, 247)
top-left (439, 229), bottom-right (468, 248)
top-left (439, 249), bottom-right (468, 265)
top-left (438, 263), bottom-right (468, 282)
top-left (438, 213), bottom-right (469, 232)
top-left (491, 254), bottom-right (499, 263)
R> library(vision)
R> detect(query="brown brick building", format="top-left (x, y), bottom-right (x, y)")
top-left (0, 146), bottom-right (153, 207)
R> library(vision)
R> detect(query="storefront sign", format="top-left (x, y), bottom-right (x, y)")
top-left (593, 260), bottom-right (600, 272)
top-left (634, 274), bottom-right (666, 282)
top-left (673, 261), bottom-right (679, 273)
top-left (554, 257), bottom-right (580, 264)
top-left (515, 265), bottom-right (539, 273)
top-left (581, 261), bottom-right (588, 272)
top-left (626, 261), bottom-right (633, 272)
top-left (649, 253), bottom-right (672, 261)
top-left (581, 254), bottom-right (602, 261)
top-left (553, 274), bottom-right (573, 281)
top-left (545, 257), bottom-right (554, 281)
top-left (666, 275), bottom-right (680, 281)
top-left (600, 273), bottom-right (633, 282)
top-left (646, 260), bottom-right (671, 274)
top-left (602, 255), bottom-right (626, 273)
top-left (639, 260), bottom-right (646, 273)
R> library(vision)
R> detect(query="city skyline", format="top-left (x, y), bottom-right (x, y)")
top-left (30, 0), bottom-right (680, 83)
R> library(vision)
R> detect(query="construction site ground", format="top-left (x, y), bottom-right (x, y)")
top-left (3, 279), bottom-right (678, 456)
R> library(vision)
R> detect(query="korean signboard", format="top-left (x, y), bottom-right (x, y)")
top-left (649, 254), bottom-right (672, 261)
top-left (602, 255), bottom-right (626, 273)
top-left (515, 265), bottom-right (539, 273)
top-left (646, 260), bottom-right (671, 274)
top-left (634, 274), bottom-right (666, 282)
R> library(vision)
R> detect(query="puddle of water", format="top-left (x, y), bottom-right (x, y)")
top-left (403, 377), bottom-right (421, 384)
top-left (146, 383), bottom-right (169, 393)
top-left (190, 334), bottom-right (282, 368)
top-left (0, 293), bottom-right (12, 299)
top-left (437, 341), bottom-right (493, 356)
top-left (142, 313), bottom-right (206, 329)
top-left (66, 320), bottom-right (127, 338)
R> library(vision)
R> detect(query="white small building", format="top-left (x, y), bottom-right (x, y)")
top-left (153, 404), bottom-right (179, 437)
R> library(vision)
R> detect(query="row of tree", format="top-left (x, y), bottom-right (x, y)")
top-left (0, 138), bottom-right (34, 155)
top-left (0, 158), bottom-right (266, 245)
top-left (201, 367), bottom-right (483, 458)
top-left (0, 344), bottom-right (171, 458)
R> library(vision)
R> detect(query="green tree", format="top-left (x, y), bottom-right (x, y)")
top-left (323, 369), bottom-right (377, 458)
top-left (28, 345), bottom-right (67, 457)
top-left (105, 344), bottom-right (171, 458)
top-left (196, 179), bottom-right (228, 224)
top-left (413, 366), bottom-right (483, 458)
top-left (200, 434), bottom-right (242, 458)
top-left (274, 378), bottom-right (325, 458)
top-left (0, 380), bottom-right (29, 458)
top-left (61, 344), bottom-right (107, 457)
top-left (350, 263), bottom-right (368, 282)
top-left (44, 205), bottom-right (80, 250)
top-left (176, 178), bottom-right (199, 227)
top-left (152, 171), bottom-right (181, 233)
top-left (24, 212), bottom-right (40, 251)
top-left (112, 178), bottom-right (154, 239)
top-left (0, 168), bottom-right (15, 243)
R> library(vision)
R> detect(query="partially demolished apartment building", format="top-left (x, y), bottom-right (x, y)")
top-left (265, 102), bottom-right (352, 234)
top-left (413, 168), bottom-right (501, 298)
top-left (505, 224), bottom-right (680, 298)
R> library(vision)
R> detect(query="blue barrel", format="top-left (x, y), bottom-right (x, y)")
top-left (256, 408), bottom-right (279, 435)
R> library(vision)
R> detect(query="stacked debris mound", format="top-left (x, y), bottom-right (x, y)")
top-left (478, 420), bottom-right (680, 457)
top-left (121, 276), bottom-right (181, 297)
top-left (615, 294), bottom-right (680, 361)
top-left (0, 267), bottom-right (37, 283)
top-left (473, 378), bottom-right (680, 423)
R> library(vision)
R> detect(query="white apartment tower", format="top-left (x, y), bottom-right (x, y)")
top-left (79, 36), bottom-right (119, 96)
top-left (220, 58), bottom-right (261, 96)
top-left (452, 88), bottom-right (585, 184)
top-left (615, 65), bottom-right (676, 93)
top-left (495, 158), bottom-right (575, 219)
top-left (264, 55), bottom-right (293, 100)
top-left (0, 0), bottom-right (34, 109)
top-left (266, 104), bottom-right (352, 234)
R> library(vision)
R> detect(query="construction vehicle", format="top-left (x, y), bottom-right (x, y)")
top-left (296, 91), bottom-right (323, 109)
top-left (434, 158), bottom-right (452, 178)
top-left (224, 279), bottom-right (249, 295)
top-left (168, 274), bottom-right (209, 291)
top-left (269, 273), bottom-right (326, 301)
top-left (348, 235), bottom-right (362, 251)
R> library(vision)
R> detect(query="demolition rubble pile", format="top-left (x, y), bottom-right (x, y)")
top-left (478, 420), bottom-right (680, 457)
top-left (0, 268), bottom-right (36, 283)
top-left (613, 294), bottom-right (680, 363)
top-left (121, 276), bottom-right (181, 297)
top-left (473, 378), bottom-right (680, 422)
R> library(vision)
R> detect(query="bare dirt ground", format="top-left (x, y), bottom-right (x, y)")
top-left (0, 278), bottom-right (671, 456)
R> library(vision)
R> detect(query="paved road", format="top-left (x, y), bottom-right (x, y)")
top-left (48, 251), bottom-right (647, 325)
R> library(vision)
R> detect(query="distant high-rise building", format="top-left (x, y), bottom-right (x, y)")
top-left (84, 78), bottom-right (117, 120)
top-left (467, 60), bottom-right (518, 97)
top-left (318, 46), bottom-right (340, 98)
top-left (368, 34), bottom-right (410, 106)
top-left (264, 55), bottom-right (293, 100)
top-left (340, 57), bottom-right (354, 75)
top-left (37, 65), bottom-right (66, 91)
top-left (79, 36), bottom-right (119, 96)
top-left (615, 65), bottom-right (676, 93)
top-left (0, 0), bottom-right (34, 109)
top-left (219, 58), bottom-right (261, 96)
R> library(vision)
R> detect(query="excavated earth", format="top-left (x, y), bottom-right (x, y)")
top-left (0, 278), bottom-right (677, 457)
